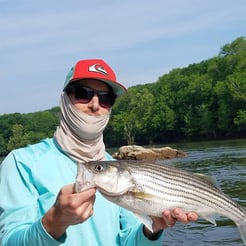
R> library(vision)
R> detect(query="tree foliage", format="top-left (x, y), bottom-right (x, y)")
top-left (0, 107), bottom-right (60, 156)
top-left (106, 36), bottom-right (246, 145)
top-left (1, 37), bottom-right (246, 155)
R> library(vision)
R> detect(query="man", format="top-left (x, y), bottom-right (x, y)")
top-left (0, 59), bottom-right (198, 245)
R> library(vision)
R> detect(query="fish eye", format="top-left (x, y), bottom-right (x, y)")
top-left (95, 164), bottom-right (104, 172)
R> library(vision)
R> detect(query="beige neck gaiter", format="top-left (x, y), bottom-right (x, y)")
top-left (54, 92), bottom-right (110, 163)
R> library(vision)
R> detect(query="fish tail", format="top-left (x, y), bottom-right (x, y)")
top-left (236, 218), bottom-right (246, 246)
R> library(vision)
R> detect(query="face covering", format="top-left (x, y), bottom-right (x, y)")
top-left (54, 92), bottom-right (111, 163)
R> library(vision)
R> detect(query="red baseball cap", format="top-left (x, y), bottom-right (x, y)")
top-left (63, 59), bottom-right (127, 96)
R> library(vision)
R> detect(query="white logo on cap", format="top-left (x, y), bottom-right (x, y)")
top-left (88, 64), bottom-right (108, 75)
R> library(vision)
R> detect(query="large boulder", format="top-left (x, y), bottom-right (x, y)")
top-left (112, 145), bottom-right (187, 160)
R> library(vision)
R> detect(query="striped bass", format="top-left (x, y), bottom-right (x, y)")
top-left (75, 160), bottom-right (246, 245)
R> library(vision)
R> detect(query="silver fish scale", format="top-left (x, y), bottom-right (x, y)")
top-left (124, 161), bottom-right (245, 221)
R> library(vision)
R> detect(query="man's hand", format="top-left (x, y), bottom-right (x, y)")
top-left (42, 184), bottom-right (96, 239)
top-left (143, 208), bottom-right (198, 240)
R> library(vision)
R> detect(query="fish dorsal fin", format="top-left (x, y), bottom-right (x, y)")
top-left (194, 173), bottom-right (221, 190)
top-left (134, 213), bottom-right (153, 232)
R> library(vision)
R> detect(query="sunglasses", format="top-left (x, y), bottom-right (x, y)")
top-left (65, 85), bottom-right (117, 108)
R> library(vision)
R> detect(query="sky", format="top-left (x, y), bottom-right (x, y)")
top-left (0, 0), bottom-right (245, 115)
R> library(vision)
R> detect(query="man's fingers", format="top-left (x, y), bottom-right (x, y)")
top-left (172, 208), bottom-right (188, 223)
top-left (162, 210), bottom-right (176, 227)
top-left (187, 212), bottom-right (199, 222)
top-left (56, 184), bottom-right (96, 208)
top-left (60, 183), bottom-right (75, 194)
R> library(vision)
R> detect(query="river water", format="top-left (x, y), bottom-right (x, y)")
top-left (159, 139), bottom-right (246, 246)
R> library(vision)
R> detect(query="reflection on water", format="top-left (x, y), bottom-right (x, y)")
top-left (161, 139), bottom-right (246, 246)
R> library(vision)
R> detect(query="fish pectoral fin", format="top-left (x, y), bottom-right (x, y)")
top-left (203, 216), bottom-right (217, 226)
top-left (130, 190), bottom-right (154, 200)
top-left (134, 213), bottom-right (153, 233)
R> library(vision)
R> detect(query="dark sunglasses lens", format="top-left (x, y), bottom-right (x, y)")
top-left (74, 87), bottom-right (94, 102)
top-left (68, 85), bottom-right (116, 108)
top-left (98, 93), bottom-right (116, 108)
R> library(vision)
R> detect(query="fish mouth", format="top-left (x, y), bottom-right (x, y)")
top-left (97, 187), bottom-right (128, 197)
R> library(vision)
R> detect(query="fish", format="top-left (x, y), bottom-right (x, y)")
top-left (75, 160), bottom-right (246, 245)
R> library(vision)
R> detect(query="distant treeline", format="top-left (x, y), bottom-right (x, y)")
top-left (0, 37), bottom-right (245, 156)
top-left (0, 108), bottom-right (60, 156)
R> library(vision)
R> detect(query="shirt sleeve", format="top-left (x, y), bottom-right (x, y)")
top-left (0, 152), bottom-right (63, 246)
top-left (119, 207), bottom-right (164, 246)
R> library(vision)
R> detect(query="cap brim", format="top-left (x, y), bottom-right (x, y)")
top-left (67, 78), bottom-right (127, 96)
top-left (100, 79), bottom-right (127, 96)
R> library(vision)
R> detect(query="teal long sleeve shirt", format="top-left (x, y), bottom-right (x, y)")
top-left (0, 138), bottom-right (164, 246)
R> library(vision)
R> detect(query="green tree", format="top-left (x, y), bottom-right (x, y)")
top-left (111, 86), bottom-right (154, 145)
top-left (7, 124), bottom-right (33, 151)
top-left (220, 36), bottom-right (246, 56)
top-left (234, 110), bottom-right (246, 128)
top-left (0, 135), bottom-right (7, 156)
